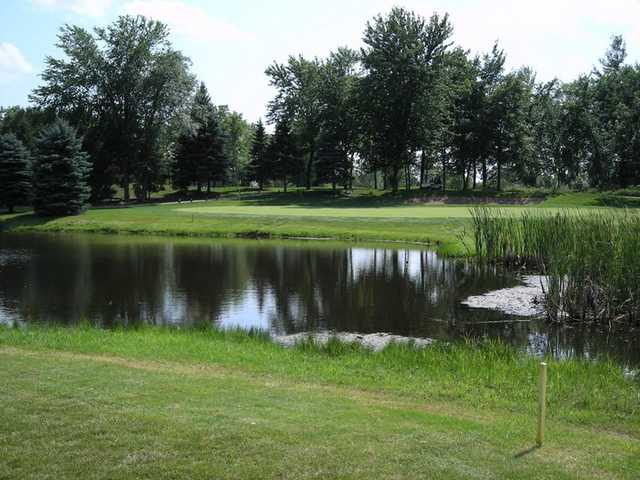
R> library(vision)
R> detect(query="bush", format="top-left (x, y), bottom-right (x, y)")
top-left (33, 120), bottom-right (91, 216)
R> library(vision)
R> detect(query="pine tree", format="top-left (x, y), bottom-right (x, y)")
top-left (269, 119), bottom-right (300, 192)
top-left (172, 131), bottom-right (197, 194)
top-left (172, 83), bottom-right (228, 195)
top-left (247, 119), bottom-right (269, 190)
top-left (0, 134), bottom-right (32, 213)
top-left (198, 109), bottom-right (228, 193)
top-left (33, 120), bottom-right (92, 216)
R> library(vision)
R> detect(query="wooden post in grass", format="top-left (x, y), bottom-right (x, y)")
top-left (536, 362), bottom-right (548, 447)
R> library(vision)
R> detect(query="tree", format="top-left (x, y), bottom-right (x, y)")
top-left (315, 48), bottom-right (361, 190)
top-left (218, 108), bottom-right (253, 185)
top-left (172, 83), bottom-right (228, 195)
top-left (33, 120), bottom-right (92, 216)
top-left (31, 16), bottom-right (195, 201)
top-left (0, 134), bottom-right (32, 213)
top-left (360, 7), bottom-right (453, 192)
top-left (266, 55), bottom-right (324, 189)
top-left (0, 106), bottom-right (55, 150)
top-left (268, 119), bottom-right (300, 192)
top-left (247, 119), bottom-right (269, 190)
top-left (489, 70), bottom-right (534, 190)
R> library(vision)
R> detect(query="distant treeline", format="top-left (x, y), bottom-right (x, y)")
top-left (1, 7), bottom-right (640, 207)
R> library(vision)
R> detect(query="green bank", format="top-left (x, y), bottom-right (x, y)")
top-left (1, 189), bottom-right (636, 256)
top-left (0, 326), bottom-right (638, 479)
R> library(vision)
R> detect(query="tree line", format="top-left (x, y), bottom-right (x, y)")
top-left (1, 8), bottom-right (640, 215)
top-left (255, 8), bottom-right (640, 193)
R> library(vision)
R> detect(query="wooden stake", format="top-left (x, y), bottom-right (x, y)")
top-left (536, 362), bottom-right (548, 447)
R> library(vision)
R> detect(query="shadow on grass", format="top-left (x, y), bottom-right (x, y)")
top-left (514, 445), bottom-right (540, 459)
top-left (230, 188), bottom-right (548, 210)
top-left (0, 211), bottom-right (60, 231)
top-left (596, 195), bottom-right (640, 208)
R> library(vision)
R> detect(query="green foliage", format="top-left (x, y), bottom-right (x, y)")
top-left (0, 106), bottom-right (55, 150)
top-left (218, 107), bottom-right (253, 185)
top-left (33, 120), bottom-right (91, 216)
top-left (471, 207), bottom-right (640, 324)
top-left (247, 119), bottom-right (269, 189)
top-left (31, 15), bottom-right (195, 201)
top-left (172, 83), bottom-right (228, 194)
top-left (267, 119), bottom-right (301, 192)
top-left (360, 7), bottom-right (453, 192)
top-left (0, 134), bottom-right (32, 213)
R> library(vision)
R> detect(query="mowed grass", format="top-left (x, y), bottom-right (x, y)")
top-left (1, 326), bottom-right (639, 479)
top-left (1, 189), bottom-right (632, 256)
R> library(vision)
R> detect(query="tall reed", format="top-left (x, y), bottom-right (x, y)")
top-left (470, 207), bottom-right (640, 325)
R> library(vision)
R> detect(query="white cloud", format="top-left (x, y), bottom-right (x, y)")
top-left (33, 0), bottom-right (113, 17)
top-left (122, 1), bottom-right (253, 43)
top-left (0, 43), bottom-right (33, 81)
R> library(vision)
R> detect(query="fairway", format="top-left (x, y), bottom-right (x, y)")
top-left (1, 327), bottom-right (638, 480)
top-left (182, 203), bottom-right (480, 218)
top-left (179, 202), bottom-right (606, 219)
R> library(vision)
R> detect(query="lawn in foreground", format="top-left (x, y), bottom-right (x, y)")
top-left (1, 327), bottom-right (638, 479)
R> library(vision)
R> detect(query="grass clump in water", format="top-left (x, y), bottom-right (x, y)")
top-left (471, 206), bottom-right (640, 325)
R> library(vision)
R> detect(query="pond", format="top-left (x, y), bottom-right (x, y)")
top-left (0, 233), bottom-right (637, 365)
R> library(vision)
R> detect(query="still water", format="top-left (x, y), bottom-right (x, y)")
top-left (0, 233), bottom-right (637, 364)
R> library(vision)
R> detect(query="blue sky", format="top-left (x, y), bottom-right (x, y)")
top-left (2, 0), bottom-right (640, 123)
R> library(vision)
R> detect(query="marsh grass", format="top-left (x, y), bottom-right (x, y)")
top-left (471, 207), bottom-right (640, 325)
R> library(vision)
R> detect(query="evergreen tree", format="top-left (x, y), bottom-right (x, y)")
top-left (172, 83), bottom-right (228, 194)
top-left (33, 120), bottom-right (92, 216)
top-left (0, 134), bottom-right (32, 213)
top-left (269, 120), bottom-right (300, 192)
top-left (247, 119), bottom-right (269, 190)
top-left (172, 131), bottom-right (197, 194)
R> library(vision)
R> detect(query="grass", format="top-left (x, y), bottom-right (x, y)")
top-left (2, 188), bottom-right (637, 256)
top-left (0, 325), bottom-right (638, 479)
top-left (471, 207), bottom-right (640, 324)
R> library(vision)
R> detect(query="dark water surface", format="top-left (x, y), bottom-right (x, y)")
top-left (0, 233), bottom-right (637, 365)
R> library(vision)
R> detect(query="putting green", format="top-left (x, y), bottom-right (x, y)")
top-left (178, 204), bottom-right (594, 219)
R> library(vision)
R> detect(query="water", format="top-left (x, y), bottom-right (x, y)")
top-left (0, 233), bottom-right (637, 365)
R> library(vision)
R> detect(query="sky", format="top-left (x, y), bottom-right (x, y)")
top-left (1, 0), bottom-right (640, 124)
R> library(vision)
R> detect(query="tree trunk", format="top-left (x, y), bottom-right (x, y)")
top-left (497, 160), bottom-right (502, 191)
top-left (8, 205), bottom-right (14, 214)
top-left (123, 170), bottom-right (130, 202)
top-left (405, 163), bottom-right (411, 192)
top-left (482, 159), bottom-right (487, 188)
top-left (419, 151), bottom-right (425, 188)
top-left (373, 170), bottom-right (378, 190)
top-left (283, 176), bottom-right (288, 193)
top-left (305, 144), bottom-right (315, 190)
top-left (472, 161), bottom-right (477, 189)
top-left (390, 167), bottom-right (399, 193)
top-left (442, 150), bottom-right (447, 193)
